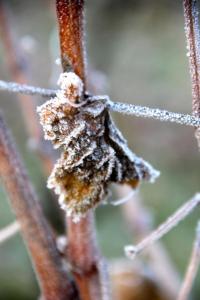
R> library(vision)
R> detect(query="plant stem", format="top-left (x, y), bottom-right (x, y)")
top-left (56, 1), bottom-right (110, 299)
top-left (56, 0), bottom-right (86, 83)
top-left (119, 187), bottom-right (180, 298)
top-left (178, 221), bottom-right (200, 300)
top-left (1, 79), bottom-right (200, 128)
top-left (0, 115), bottom-right (79, 300)
top-left (183, 0), bottom-right (200, 146)
top-left (125, 193), bottom-right (200, 259)
top-left (0, 221), bottom-right (20, 244)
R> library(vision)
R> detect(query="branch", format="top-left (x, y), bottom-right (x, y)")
top-left (0, 2), bottom-right (40, 142)
top-left (0, 114), bottom-right (78, 300)
top-left (0, 221), bottom-right (20, 244)
top-left (178, 221), bottom-right (200, 300)
top-left (0, 79), bottom-right (57, 97)
top-left (183, 0), bottom-right (200, 146)
top-left (0, 2), bottom-right (54, 173)
top-left (56, 0), bottom-right (86, 83)
top-left (125, 193), bottom-right (200, 259)
top-left (119, 187), bottom-right (180, 298)
top-left (107, 98), bottom-right (200, 127)
top-left (56, 1), bottom-right (110, 299)
top-left (1, 79), bottom-right (200, 128)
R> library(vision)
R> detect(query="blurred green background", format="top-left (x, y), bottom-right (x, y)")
top-left (0, 0), bottom-right (199, 299)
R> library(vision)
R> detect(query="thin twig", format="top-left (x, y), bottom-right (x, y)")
top-left (107, 99), bottom-right (200, 127)
top-left (0, 79), bottom-right (57, 97)
top-left (56, 1), bottom-right (110, 299)
top-left (125, 193), bottom-right (200, 259)
top-left (0, 221), bottom-right (20, 244)
top-left (0, 114), bottom-right (79, 300)
top-left (178, 221), bottom-right (200, 300)
top-left (119, 187), bottom-right (180, 298)
top-left (1, 79), bottom-right (200, 128)
top-left (183, 0), bottom-right (200, 146)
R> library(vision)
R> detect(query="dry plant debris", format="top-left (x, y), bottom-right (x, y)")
top-left (37, 72), bottom-right (159, 222)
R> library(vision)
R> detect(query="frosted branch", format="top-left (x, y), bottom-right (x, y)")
top-left (183, 0), bottom-right (200, 146)
top-left (178, 221), bottom-right (200, 300)
top-left (0, 221), bottom-right (20, 244)
top-left (125, 193), bottom-right (200, 260)
top-left (107, 100), bottom-right (200, 127)
top-left (1, 79), bottom-right (200, 127)
top-left (0, 80), bottom-right (57, 97)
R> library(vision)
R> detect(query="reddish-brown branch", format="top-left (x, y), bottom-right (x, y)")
top-left (0, 114), bottom-right (79, 300)
top-left (56, 1), bottom-right (110, 299)
top-left (67, 212), bottom-right (110, 300)
top-left (56, 0), bottom-right (86, 83)
top-left (183, 0), bottom-right (200, 145)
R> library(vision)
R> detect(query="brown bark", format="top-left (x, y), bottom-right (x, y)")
top-left (0, 115), bottom-right (78, 300)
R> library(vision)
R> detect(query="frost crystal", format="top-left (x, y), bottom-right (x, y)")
top-left (37, 72), bottom-right (160, 222)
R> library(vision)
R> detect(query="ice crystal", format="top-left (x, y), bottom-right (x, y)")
top-left (37, 72), bottom-right (159, 222)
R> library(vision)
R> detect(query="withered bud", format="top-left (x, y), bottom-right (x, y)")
top-left (57, 72), bottom-right (83, 103)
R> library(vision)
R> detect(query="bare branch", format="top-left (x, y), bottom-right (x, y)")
top-left (119, 187), bottom-right (180, 299)
top-left (56, 1), bottom-right (110, 299)
top-left (107, 99), bottom-right (200, 127)
top-left (1, 79), bottom-right (200, 128)
top-left (178, 221), bottom-right (200, 300)
top-left (56, 0), bottom-right (86, 83)
top-left (67, 213), bottom-right (111, 300)
top-left (0, 115), bottom-right (78, 300)
top-left (125, 193), bottom-right (200, 259)
top-left (183, 0), bottom-right (200, 145)
top-left (0, 221), bottom-right (20, 244)
top-left (0, 79), bottom-right (57, 97)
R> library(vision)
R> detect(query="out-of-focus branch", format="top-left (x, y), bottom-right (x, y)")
top-left (56, 1), bottom-right (110, 299)
top-left (125, 193), bottom-right (200, 259)
top-left (0, 2), bottom-right (54, 173)
top-left (0, 114), bottom-right (79, 300)
top-left (178, 221), bottom-right (200, 300)
top-left (119, 187), bottom-right (180, 299)
top-left (0, 221), bottom-right (20, 244)
top-left (183, 0), bottom-right (200, 146)
top-left (0, 2), bottom-right (40, 142)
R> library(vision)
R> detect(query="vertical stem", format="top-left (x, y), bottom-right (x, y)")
top-left (67, 212), bottom-right (108, 300)
top-left (56, 0), bottom-right (86, 83)
top-left (178, 221), bottom-right (200, 300)
top-left (0, 115), bottom-right (78, 300)
top-left (56, 1), bottom-right (110, 299)
top-left (183, 0), bottom-right (200, 146)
